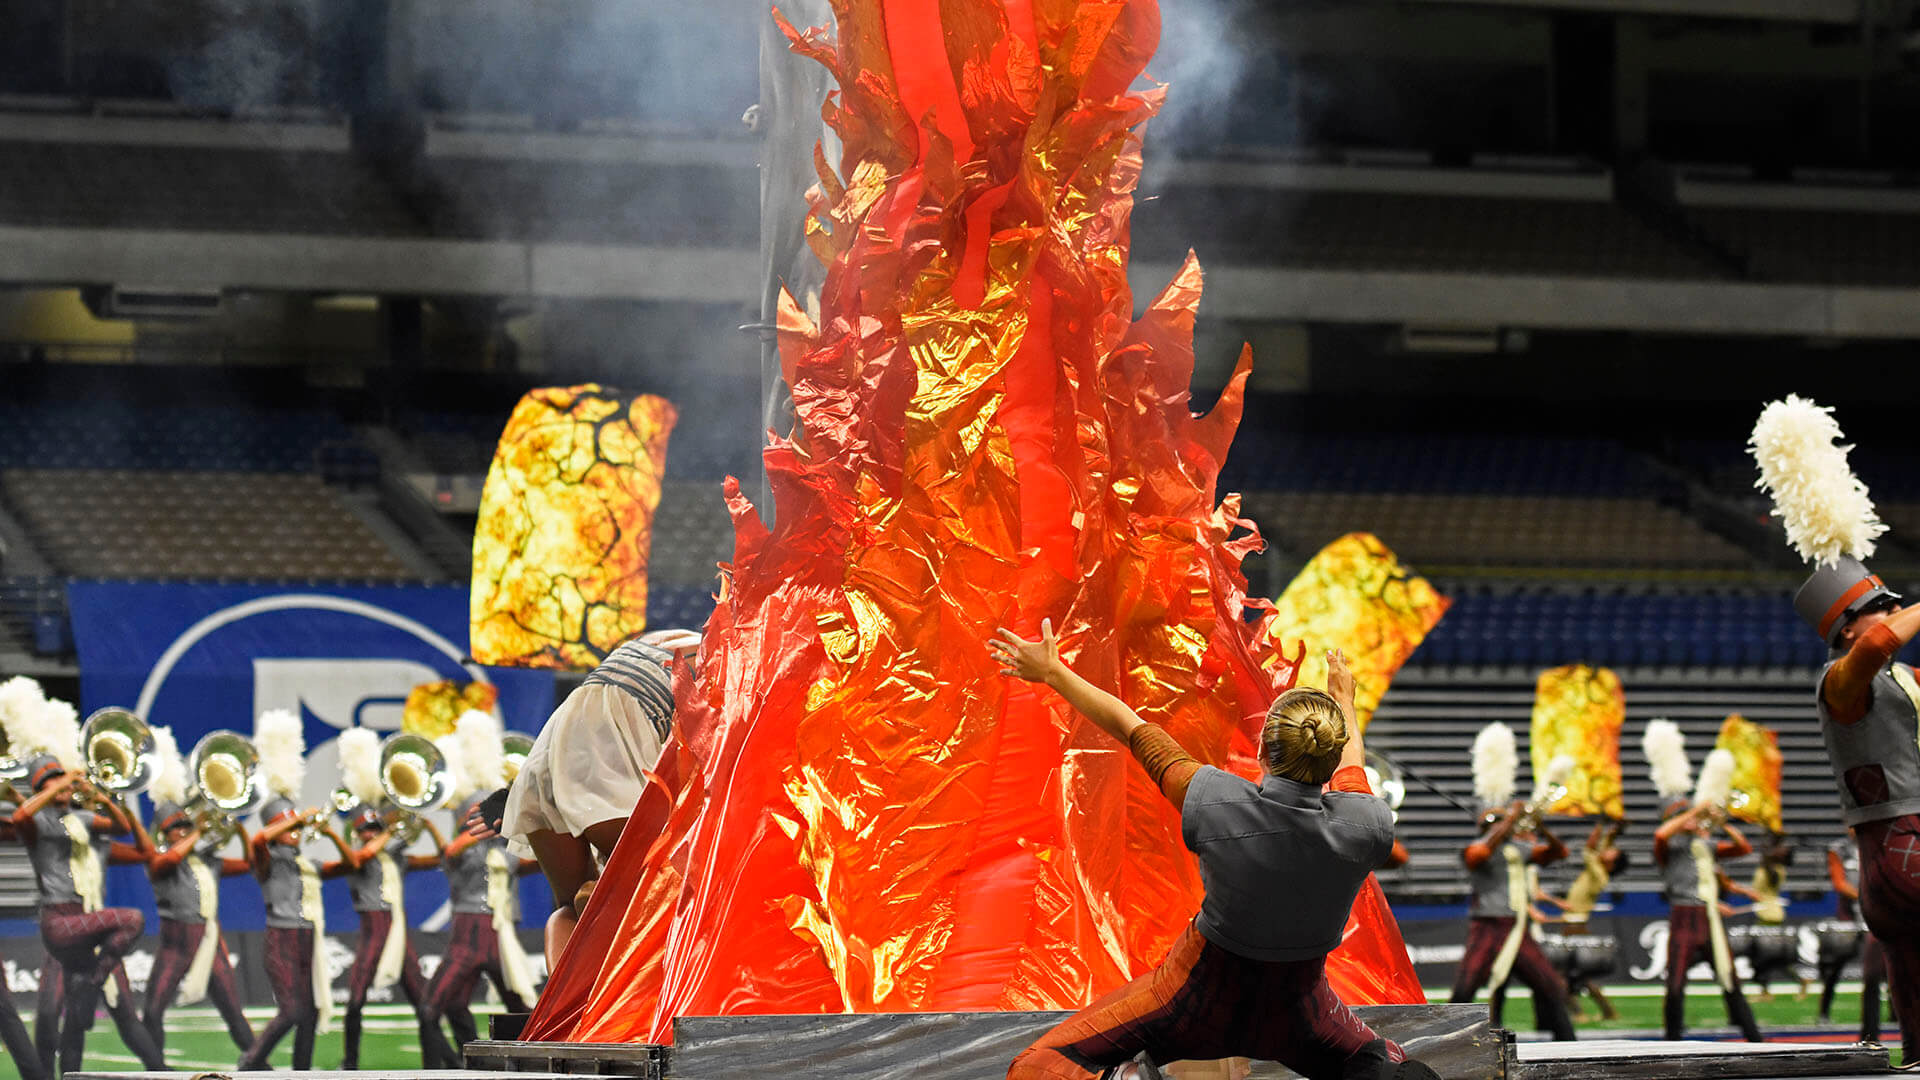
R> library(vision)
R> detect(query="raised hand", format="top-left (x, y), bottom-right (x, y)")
top-left (990, 619), bottom-right (1060, 684)
top-left (1325, 648), bottom-right (1356, 709)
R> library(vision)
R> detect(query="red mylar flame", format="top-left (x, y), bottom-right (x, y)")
top-left (524, 0), bottom-right (1422, 1044)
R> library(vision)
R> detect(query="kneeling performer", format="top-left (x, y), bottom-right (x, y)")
top-left (993, 627), bottom-right (1438, 1080)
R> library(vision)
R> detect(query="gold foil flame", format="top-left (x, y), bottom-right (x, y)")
top-left (401, 680), bottom-right (498, 740)
top-left (1716, 714), bottom-right (1784, 833)
top-left (469, 384), bottom-right (677, 669)
top-left (1529, 665), bottom-right (1626, 818)
top-left (1272, 532), bottom-right (1450, 732)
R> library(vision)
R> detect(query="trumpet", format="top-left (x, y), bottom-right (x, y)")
top-left (502, 732), bottom-right (533, 786)
top-left (1514, 755), bottom-right (1575, 834)
top-left (379, 733), bottom-right (452, 846)
top-left (185, 730), bottom-right (265, 848)
top-left (82, 707), bottom-right (158, 799)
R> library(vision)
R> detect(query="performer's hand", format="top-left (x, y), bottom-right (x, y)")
top-left (991, 619), bottom-right (1060, 684)
top-left (464, 803), bottom-right (500, 840)
top-left (1326, 648), bottom-right (1356, 709)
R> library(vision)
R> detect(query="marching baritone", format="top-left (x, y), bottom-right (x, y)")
top-left (333, 801), bottom-right (454, 1070)
top-left (238, 797), bottom-right (354, 1070)
top-left (1652, 801), bottom-right (1763, 1041)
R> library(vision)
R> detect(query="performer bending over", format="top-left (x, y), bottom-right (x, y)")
top-left (1448, 801), bottom-right (1577, 1040)
top-left (1653, 803), bottom-right (1763, 1041)
top-left (994, 627), bottom-right (1439, 1080)
top-left (1799, 559), bottom-right (1920, 1051)
top-left (12, 756), bottom-right (166, 1073)
top-left (140, 801), bottom-right (256, 1054)
top-left (333, 803), bottom-right (453, 1070)
top-left (238, 799), bottom-right (353, 1071)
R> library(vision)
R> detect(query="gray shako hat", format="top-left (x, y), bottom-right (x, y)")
top-left (260, 797), bottom-right (299, 826)
top-left (152, 801), bottom-right (189, 830)
top-left (1795, 555), bottom-right (1901, 648)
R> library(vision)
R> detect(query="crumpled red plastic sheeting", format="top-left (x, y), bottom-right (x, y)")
top-left (524, 0), bottom-right (1422, 1045)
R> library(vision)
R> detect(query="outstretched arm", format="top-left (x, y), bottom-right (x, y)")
top-left (1326, 650), bottom-right (1365, 777)
top-left (1823, 607), bottom-right (1920, 724)
top-left (991, 620), bottom-right (1144, 743)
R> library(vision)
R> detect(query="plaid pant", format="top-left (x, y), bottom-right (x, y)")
top-left (1855, 813), bottom-right (1920, 1052)
top-left (0, 970), bottom-right (40, 1080)
top-left (238, 926), bottom-right (318, 1070)
top-left (421, 912), bottom-right (531, 1067)
top-left (40, 903), bottom-right (163, 1071)
top-left (143, 919), bottom-right (253, 1053)
top-left (1008, 921), bottom-right (1402, 1080)
top-left (1663, 905), bottom-right (1762, 1041)
top-left (1447, 917), bottom-right (1576, 1041)
top-left (343, 910), bottom-right (448, 1069)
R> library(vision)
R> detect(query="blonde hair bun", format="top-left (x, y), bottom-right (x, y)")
top-left (1261, 687), bottom-right (1350, 785)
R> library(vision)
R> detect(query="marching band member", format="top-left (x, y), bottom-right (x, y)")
top-left (0, 678), bottom-right (47, 1080)
top-left (1794, 557), bottom-right (1920, 1050)
top-left (1720, 835), bottom-right (1804, 1000)
top-left (329, 727), bottom-right (451, 1070)
top-left (993, 631), bottom-right (1440, 1080)
top-left (1646, 722), bottom-right (1762, 1042)
top-left (1534, 819), bottom-right (1627, 1020)
top-left (139, 726), bottom-right (255, 1054)
top-left (238, 710), bottom-right (353, 1071)
top-left (5, 685), bottom-right (164, 1074)
top-left (502, 629), bottom-right (693, 964)
top-left (1447, 724), bottom-right (1576, 1040)
top-left (421, 711), bottom-right (541, 1067)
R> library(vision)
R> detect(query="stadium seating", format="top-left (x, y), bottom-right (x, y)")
top-left (1133, 188), bottom-right (1720, 280)
top-left (1219, 432), bottom-right (1666, 495)
top-left (1688, 205), bottom-right (1920, 288)
top-left (0, 401), bottom-right (353, 472)
top-left (1, 469), bottom-right (419, 581)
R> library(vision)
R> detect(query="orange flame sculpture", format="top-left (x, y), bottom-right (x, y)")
top-left (1529, 665), bottom-right (1625, 819)
top-left (1716, 714), bottom-right (1784, 834)
top-left (523, 0), bottom-right (1421, 1044)
top-left (1273, 533), bottom-right (1449, 733)
top-left (469, 384), bottom-right (677, 670)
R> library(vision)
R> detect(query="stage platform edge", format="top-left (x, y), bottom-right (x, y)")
top-left (1511, 1039), bottom-right (1891, 1080)
top-left (465, 1003), bottom-right (1503, 1079)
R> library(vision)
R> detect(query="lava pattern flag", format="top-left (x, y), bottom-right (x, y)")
top-left (523, 0), bottom-right (1423, 1044)
top-left (1530, 665), bottom-right (1626, 819)
top-left (1716, 714), bottom-right (1784, 834)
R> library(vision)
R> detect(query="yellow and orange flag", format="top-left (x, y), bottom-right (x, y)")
top-left (1272, 532), bottom-right (1450, 733)
top-left (1529, 665), bottom-right (1625, 818)
top-left (1716, 714), bottom-right (1784, 834)
top-left (469, 384), bottom-right (677, 669)
top-left (401, 680), bottom-right (498, 740)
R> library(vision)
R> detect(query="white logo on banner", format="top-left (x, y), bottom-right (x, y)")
top-left (1630, 918), bottom-right (1759, 981)
top-left (253, 658), bottom-right (445, 733)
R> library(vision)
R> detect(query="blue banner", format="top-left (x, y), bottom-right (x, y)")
top-left (66, 582), bottom-right (557, 932)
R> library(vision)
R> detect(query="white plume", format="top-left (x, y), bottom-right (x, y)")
top-left (1696, 747), bottom-right (1736, 809)
top-left (436, 733), bottom-right (471, 803)
top-left (1750, 395), bottom-right (1885, 567)
top-left (1643, 718), bottom-right (1692, 800)
top-left (41, 699), bottom-right (82, 771)
top-left (456, 710), bottom-right (505, 795)
top-left (337, 728), bottom-right (383, 808)
top-left (148, 725), bottom-right (189, 808)
top-left (254, 709), bottom-right (307, 800)
top-left (1532, 753), bottom-right (1576, 806)
top-left (1472, 723), bottom-right (1518, 807)
top-left (0, 676), bottom-right (49, 755)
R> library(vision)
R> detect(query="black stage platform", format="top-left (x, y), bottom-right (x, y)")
top-left (75, 1008), bottom-right (1895, 1080)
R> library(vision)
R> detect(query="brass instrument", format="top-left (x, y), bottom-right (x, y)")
top-left (83, 707), bottom-right (158, 796)
top-left (0, 724), bottom-right (26, 783)
top-left (1514, 755), bottom-right (1575, 834)
top-left (1363, 751), bottom-right (1406, 821)
top-left (502, 732), bottom-right (534, 786)
top-left (185, 730), bottom-right (265, 848)
top-left (379, 733), bottom-right (451, 846)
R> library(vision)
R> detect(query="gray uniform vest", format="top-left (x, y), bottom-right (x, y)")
top-left (262, 845), bottom-right (316, 929)
top-left (350, 851), bottom-right (399, 913)
top-left (1818, 659), bottom-right (1920, 826)
top-left (1180, 766), bottom-right (1393, 962)
top-left (447, 839), bottom-right (500, 915)
top-left (1467, 840), bottom-right (1529, 918)
top-left (1661, 835), bottom-right (1709, 907)
top-left (153, 850), bottom-right (219, 923)
top-left (583, 640), bottom-right (676, 743)
top-left (28, 809), bottom-right (99, 907)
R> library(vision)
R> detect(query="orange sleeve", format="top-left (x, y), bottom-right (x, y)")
top-left (1127, 723), bottom-right (1200, 811)
top-left (1327, 765), bottom-right (1372, 794)
top-left (1463, 842), bottom-right (1491, 869)
top-left (1823, 622), bottom-right (1902, 725)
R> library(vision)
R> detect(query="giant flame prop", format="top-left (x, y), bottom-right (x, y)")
top-left (1529, 665), bottom-right (1625, 819)
top-left (525, 0), bottom-right (1420, 1044)
top-left (1715, 714), bottom-right (1783, 834)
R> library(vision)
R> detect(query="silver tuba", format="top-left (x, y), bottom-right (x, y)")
top-left (1363, 751), bottom-right (1407, 821)
top-left (186, 730), bottom-right (265, 847)
top-left (379, 733), bottom-right (451, 844)
top-left (501, 732), bottom-right (534, 787)
top-left (82, 707), bottom-right (158, 797)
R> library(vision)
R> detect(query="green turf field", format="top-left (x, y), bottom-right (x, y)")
top-left (0, 1004), bottom-right (498, 1080)
top-left (0, 992), bottom-right (1896, 1079)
